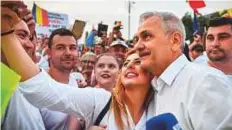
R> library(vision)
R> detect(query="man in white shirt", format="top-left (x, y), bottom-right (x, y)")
top-left (133, 11), bottom-right (232, 129)
top-left (109, 40), bottom-right (128, 68)
top-left (40, 28), bottom-right (81, 130)
top-left (46, 28), bottom-right (78, 86)
top-left (205, 17), bottom-right (232, 81)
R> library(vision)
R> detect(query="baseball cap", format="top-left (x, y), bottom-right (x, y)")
top-left (110, 40), bottom-right (128, 48)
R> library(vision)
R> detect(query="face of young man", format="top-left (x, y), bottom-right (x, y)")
top-left (206, 24), bottom-right (232, 62)
top-left (13, 21), bottom-right (34, 58)
top-left (94, 45), bottom-right (104, 55)
top-left (48, 35), bottom-right (78, 72)
top-left (109, 45), bottom-right (127, 62)
top-left (1, 20), bottom-right (34, 65)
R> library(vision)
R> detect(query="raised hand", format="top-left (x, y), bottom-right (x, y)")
top-left (1, 1), bottom-right (27, 33)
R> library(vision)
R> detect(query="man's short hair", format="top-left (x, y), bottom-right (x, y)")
top-left (95, 43), bottom-right (104, 49)
top-left (48, 28), bottom-right (76, 48)
top-left (209, 17), bottom-right (232, 27)
top-left (139, 11), bottom-right (186, 49)
top-left (191, 44), bottom-right (204, 53)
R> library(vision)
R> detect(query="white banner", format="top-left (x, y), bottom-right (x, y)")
top-left (36, 12), bottom-right (69, 39)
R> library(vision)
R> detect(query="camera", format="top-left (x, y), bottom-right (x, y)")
top-left (113, 21), bottom-right (123, 31)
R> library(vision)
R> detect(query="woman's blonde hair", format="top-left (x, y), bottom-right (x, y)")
top-left (111, 53), bottom-right (154, 130)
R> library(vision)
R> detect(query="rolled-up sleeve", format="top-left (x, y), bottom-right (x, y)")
top-left (19, 69), bottom-right (111, 120)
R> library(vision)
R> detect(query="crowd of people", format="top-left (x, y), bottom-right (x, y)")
top-left (1, 1), bottom-right (232, 130)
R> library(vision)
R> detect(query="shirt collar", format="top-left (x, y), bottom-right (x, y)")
top-left (151, 54), bottom-right (190, 93)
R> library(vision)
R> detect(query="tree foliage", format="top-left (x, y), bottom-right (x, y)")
top-left (181, 11), bottom-right (222, 42)
top-left (181, 12), bottom-right (193, 41)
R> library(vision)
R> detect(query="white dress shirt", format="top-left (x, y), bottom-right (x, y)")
top-left (151, 54), bottom-right (232, 130)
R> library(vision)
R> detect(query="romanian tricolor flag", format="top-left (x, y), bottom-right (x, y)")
top-left (32, 3), bottom-right (49, 26)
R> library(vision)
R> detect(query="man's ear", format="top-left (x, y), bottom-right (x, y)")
top-left (170, 32), bottom-right (182, 52)
top-left (47, 48), bottom-right (51, 58)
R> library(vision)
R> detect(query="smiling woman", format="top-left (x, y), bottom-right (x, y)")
top-left (111, 52), bottom-right (154, 130)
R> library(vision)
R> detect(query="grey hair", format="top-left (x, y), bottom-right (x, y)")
top-left (139, 11), bottom-right (186, 49)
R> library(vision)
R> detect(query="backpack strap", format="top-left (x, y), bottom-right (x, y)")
top-left (94, 96), bottom-right (112, 125)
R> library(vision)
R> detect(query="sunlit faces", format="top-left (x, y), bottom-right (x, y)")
top-left (134, 16), bottom-right (174, 75)
top-left (81, 54), bottom-right (97, 73)
top-left (48, 35), bottom-right (78, 71)
top-left (94, 44), bottom-right (104, 55)
top-left (206, 25), bottom-right (232, 62)
top-left (121, 53), bottom-right (152, 88)
top-left (191, 50), bottom-right (202, 60)
top-left (193, 34), bottom-right (202, 44)
top-left (109, 45), bottom-right (127, 62)
top-left (13, 21), bottom-right (34, 58)
top-left (94, 55), bottom-right (119, 90)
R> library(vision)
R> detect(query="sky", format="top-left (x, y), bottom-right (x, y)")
top-left (24, 0), bottom-right (232, 42)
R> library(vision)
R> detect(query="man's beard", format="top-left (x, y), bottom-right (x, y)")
top-left (51, 59), bottom-right (75, 72)
top-left (208, 48), bottom-right (226, 61)
top-left (62, 63), bottom-right (75, 70)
